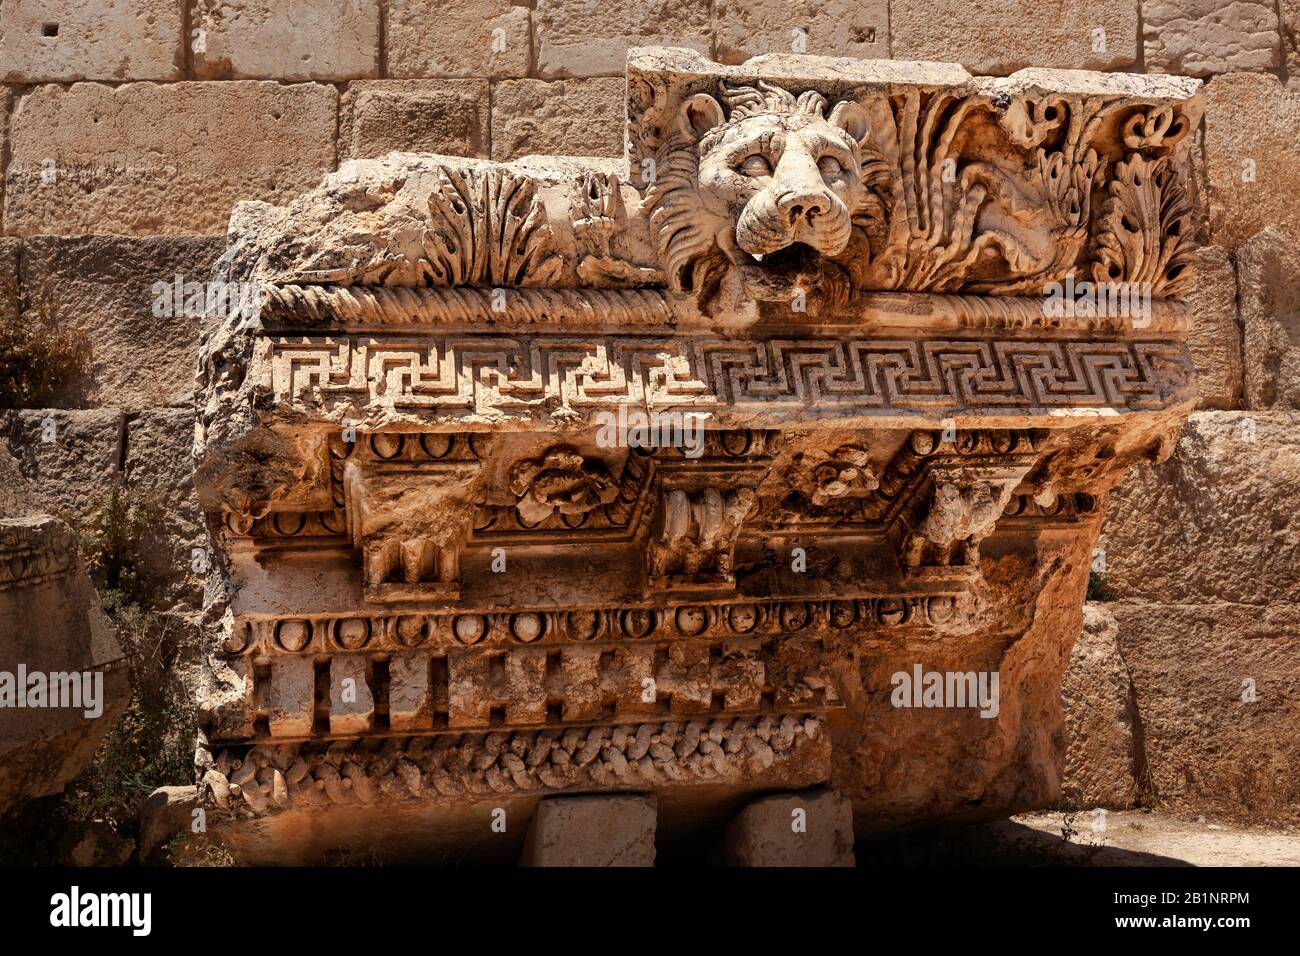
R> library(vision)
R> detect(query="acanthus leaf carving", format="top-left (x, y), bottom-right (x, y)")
top-left (1092, 153), bottom-right (1195, 296)
top-left (422, 165), bottom-right (564, 288)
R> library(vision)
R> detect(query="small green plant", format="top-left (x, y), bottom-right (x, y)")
top-left (0, 481), bottom-right (197, 862)
top-left (1087, 570), bottom-right (1116, 602)
top-left (1060, 810), bottom-right (1079, 842)
top-left (0, 270), bottom-right (89, 409)
top-left (62, 481), bottom-right (196, 829)
top-left (163, 832), bottom-right (237, 868)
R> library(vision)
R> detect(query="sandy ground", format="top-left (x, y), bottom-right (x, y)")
top-left (856, 810), bottom-right (1300, 866)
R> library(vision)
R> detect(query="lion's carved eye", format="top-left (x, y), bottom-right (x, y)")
top-left (818, 155), bottom-right (845, 177)
top-left (739, 154), bottom-right (773, 177)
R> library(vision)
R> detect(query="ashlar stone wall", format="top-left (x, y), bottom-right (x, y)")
top-left (1, 0), bottom-right (1297, 827)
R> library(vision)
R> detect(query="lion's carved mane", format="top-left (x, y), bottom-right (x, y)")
top-left (641, 79), bottom-right (889, 312)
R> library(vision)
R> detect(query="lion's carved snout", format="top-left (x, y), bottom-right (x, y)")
top-left (734, 150), bottom-right (854, 259)
top-left (776, 180), bottom-right (833, 225)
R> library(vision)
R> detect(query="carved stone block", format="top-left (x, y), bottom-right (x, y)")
top-left (521, 795), bottom-right (658, 867)
top-left (267, 657), bottom-right (315, 738)
top-left (329, 655), bottom-right (373, 736)
top-left (724, 789), bottom-right (855, 867)
top-left (388, 652), bottom-right (433, 732)
top-left (189, 48), bottom-right (1203, 858)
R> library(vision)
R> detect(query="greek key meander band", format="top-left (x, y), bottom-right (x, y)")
top-left (270, 335), bottom-right (1193, 413)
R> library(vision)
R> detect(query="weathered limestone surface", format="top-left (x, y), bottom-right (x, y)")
top-left (191, 0), bottom-right (380, 80)
top-left (1143, 0), bottom-right (1280, 77)
top-left (1238, 228), bottom-right (1300, 409)
top-left (20, 235), bottom-right (226, 409)
top-left (713, 0), bottom-right (888, 65)
top-left (1059, 603), bottom-right (1139, 808)
top-left (63, 820), bottom-right (135, 865)
top-left (0, 449), bottom-right (129, 816)
top-left (521, 795), bottom-right (658, 866)
top-left (386, 0), bottom-right (530, 79)
top-left (341, 81), bottom-right (490, 160)
top-left (1285, 0), bottom-right (1300, 88)
top-left (1101, 412), bottom-right (1300, 606)
top-left (0, 238), bottom-right (17, 322)
top-left (1109, 601), bottom-right (1300, 821)
top-left (0, 0), bottom-right (183, 82)
top-left (724, 789), bottom-right (855, 866)
top-left (138, 785), bottom-right (199, 857)
top-left (1096, 412), bottom-right (1300, 822)
top-left (328, 654), bottom-right (374, 735)
top-left (0, 409), bottom-right (124, 528)
top-left (490, 78), bottom-right (624, 160)
top-left (891, 0), bottom-right (1138, 74)
top-left (0, 87), bottom-right (11, 232)
top-left (1204, 74), bottom-right (1300, 248)
top-left (535, 0), bottom-right (711, 78)
top-left (187, 49), bottom-right (1203, 857)
top-left (4, 82), bottom-right (337, 236)
top-left (833, 509), bottom-right (1105, 826)
top-left (124, 409), bottom-right (207, 609)
top-left (1183, 245), bottom-right (1243, 409)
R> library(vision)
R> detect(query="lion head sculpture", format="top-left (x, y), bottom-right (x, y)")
top-left (644, 79), bottom-right (885, 310)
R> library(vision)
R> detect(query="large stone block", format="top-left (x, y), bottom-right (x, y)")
top-left (20, 235), bottom-right (226, 409)
top-left (0, 409), bottom-right (124, 529)
top-left (491, 78), bottom-right (624, 160)
top-left (1143, 0), bottom-right (1279, 77)
top-left (388, 651), bottom-right (432, 731)
top-left (1059, 604), bottom-right (1139, 808)
top-left (386, 0), bottom-right (529, 79)
top-left (1111, 602), bottom-right (1300, 822)
top-left (0, 451), bottom-right (128, 816)
top-left (1238, 228), bottom-right (1300, 409)
top-left (521, 795), bottom-right (658, 866)
top-left (1100, 411), bottom-right (1300, 605)
top-left (535, 0), bottom-right (710, 78)
top-left (891, 0), bottom-right (1138, 74)
top-left (186, 50), bottom-right (1205, 855)
top-left (1185, 245), bottom-right (1243, 409)
top-left (268, 656), bottom-right (315, 737)
top-left (1204, 73), bottom-right (1300, 248)
top-left (329, 654), bottom-right (373, 735)
top-left (0, 86), bottom-right (11, 232)
top-left (0, 515), bottom-right (130, 816)
top-left (0, 237), bottom-right (17, 323)
top-left (724, 789), bottom-right (855, 866)
top-left (191, 0), bottom-right (380, 80)
top-left (340, 80), bottom-right (489, 160)
top-left (1286, 0), bottom-right (1300, 89)
top-left (123, 408), bottom-right (207, 607)
top-left (138, 785), bottom-right (199, 857)
top-left (0, 0), bottom-right (183, 82)
top-left (714, 0), bottom-right (888, 65)
top-left (5, 82), bottom-right (337, 236)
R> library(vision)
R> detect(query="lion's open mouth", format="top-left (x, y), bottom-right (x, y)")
top-left (738, 240), bottom-right (822, 272)
top-left (733, 242), bottom-right (824, 296)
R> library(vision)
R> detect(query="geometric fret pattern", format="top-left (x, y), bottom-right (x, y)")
top-left (271, 335), bottom-right (1194, 415)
